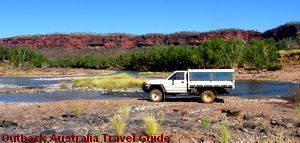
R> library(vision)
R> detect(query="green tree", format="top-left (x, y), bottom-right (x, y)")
top-left (223, 39), bottom-right (246, 69)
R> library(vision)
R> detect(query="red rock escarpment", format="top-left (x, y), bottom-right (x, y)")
top-left (263, 23), bottom-right (300, 40)
top-left (0, 30), bottom-right (261, 49)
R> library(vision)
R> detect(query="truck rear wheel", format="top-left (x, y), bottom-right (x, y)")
top-left (149, 89), bottom-right (163, 102)
top-left (201, 90), bottom-right (215, 103)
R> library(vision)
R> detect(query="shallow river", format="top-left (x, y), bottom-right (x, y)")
top-left (0, 71), bottom-right (298, 103)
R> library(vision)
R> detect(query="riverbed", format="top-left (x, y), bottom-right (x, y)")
top-left (0, 71), bottom-right (299, 142)
top-left (0, 71), bottom-right (298, 103)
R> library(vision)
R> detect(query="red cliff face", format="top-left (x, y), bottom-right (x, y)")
top-left (0, 30), bottom-right (262, 49)
top-left (263, 23), bottom-right (300, 40)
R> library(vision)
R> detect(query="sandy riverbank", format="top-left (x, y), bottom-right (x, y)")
top-left (235, 65), bottom-right (300, 82)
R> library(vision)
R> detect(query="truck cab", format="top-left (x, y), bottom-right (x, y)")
top-left (142, 69), bottom-right (234, 103)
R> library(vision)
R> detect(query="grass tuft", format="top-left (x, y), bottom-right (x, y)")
top-left (120, 104), bottom-right (130, 118)
top-left (257, 131), bottom-right (292, 143)
top-left (200, 119), bottom-right (210, 126)
top-left (294, 106), bottom-right (300, 118)
top-left (109, 105), bottom-right (131, 135)
top-left (59, 82), bottom-right (68, 89)
top-left (73, 102), bottom-right (82, 116)
top-left (219, 122), bottom-right (230, 143)
top-left (140, 111), bottom-right (164, 136)
top-left (292, 86), bottom-right (300, 118)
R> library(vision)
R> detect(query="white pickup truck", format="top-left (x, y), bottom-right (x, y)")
top-left (142, 69), bottom-right (235, 103)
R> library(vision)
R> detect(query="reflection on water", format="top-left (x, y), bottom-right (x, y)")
top-left (229, 81), bottom-right (299, 98)
top-left (0, 76), bottom-right (71, 86)
top-left (0, 92), bottom-right (142, 103)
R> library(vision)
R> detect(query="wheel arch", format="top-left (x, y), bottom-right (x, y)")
top-left (196, 87), bottom-right (228, 95)
top-left (196, 87), bottom-right (217, 95)
top-left (149, 84), bottom-right (166, 93)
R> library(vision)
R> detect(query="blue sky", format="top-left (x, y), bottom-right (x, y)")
top-left (0, 0), bottom-right (299, 38)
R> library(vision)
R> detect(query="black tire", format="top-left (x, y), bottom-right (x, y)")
top-left (149, 89), bottom-right (163, 102)
top-left (201, 90), bottom-right (215, 103)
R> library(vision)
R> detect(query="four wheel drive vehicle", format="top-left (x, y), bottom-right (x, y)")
top-left (142, 69), bottom-right (235, 103)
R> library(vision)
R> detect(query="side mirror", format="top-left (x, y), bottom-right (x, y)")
top-left (172, 80), bottom-right (174, 85)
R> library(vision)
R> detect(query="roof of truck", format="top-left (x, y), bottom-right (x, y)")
top-left (187, 69), bottom-right (234, 72)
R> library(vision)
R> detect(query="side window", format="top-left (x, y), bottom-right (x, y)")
top-left (168, 72), bottom-right (185, 80)
top-left (213, 72), bottom-right (233, 81)
top-left (190, 72), bottom-right (211, 81)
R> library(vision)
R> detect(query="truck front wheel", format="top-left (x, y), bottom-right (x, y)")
top-left (201, 90), bottom-right (215, 103)
top-left (149, 89), bottom-right (163, 102)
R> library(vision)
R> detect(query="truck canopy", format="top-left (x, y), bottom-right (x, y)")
top-left (187, 69), bottom-right (235, 89)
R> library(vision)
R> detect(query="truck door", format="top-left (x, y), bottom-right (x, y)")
top-left (164, 71), bottom-right (187, 93)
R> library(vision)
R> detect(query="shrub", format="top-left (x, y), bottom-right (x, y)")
top-left (7, 47), bottom-right (47, 68)
top-left (140, 111), bottom-right (164, 136)
top-left (0, 47), bottom-right (47, 68)
top-left (276, 37), bottom-right (299, 50)
top-left (244, 40), bottom-right (280, 71)
top-left (0, 47), bottom-right (9, 61)
top-left (266, 64), bottom-right (282, 71)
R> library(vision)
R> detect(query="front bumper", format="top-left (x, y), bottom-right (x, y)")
top-left (141, 82), bottom-right (150, 93)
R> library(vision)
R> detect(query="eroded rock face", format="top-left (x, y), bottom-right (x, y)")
top-left (263, 23), bottom-right (300, 40)
top-left (1, 23), bottom-right (299, 50)
top-left (0, 30), bottom-right (261, 49)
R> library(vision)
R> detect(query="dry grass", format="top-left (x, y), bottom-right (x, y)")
top-left (120, 104), bottom-right (130, 118)
top-left (279, 49), bottom-right (300, 57)
top-left (58, 82), bottom-right (68, 89)
top-left (219, 123), bottom-right (230, 143)
top-left (72, 73), bottom-right (148, 91)
top-left (5, 70), bottom-right (60, 76)
top-left (109, 105), bottom-right (131, 135)
top-left (294, 106), bottom-right (300, 118)
top-left (0, 66), bottom-right (113, 76)
top-left (109, 116), bottom-right (126, 135)
top-left (257, 131), bottom-right (292, 143)
top-left (138, 71), bottom-right (170, 77)
top-left (140, 111), bottom-right (164, 136)
top-left (292, 86), bottom-right (300, 118)
top-left (73, 102), bottom-right (82, 116)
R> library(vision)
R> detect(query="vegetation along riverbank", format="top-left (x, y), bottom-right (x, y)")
top-left (0, 38), bottom-right (286, 71)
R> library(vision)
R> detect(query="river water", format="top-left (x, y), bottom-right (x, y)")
top-left (0, 72), bottom-right (298, 103)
